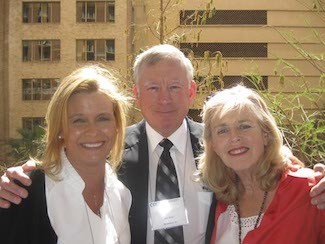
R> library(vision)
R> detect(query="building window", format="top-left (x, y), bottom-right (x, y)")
top-left (106, 40), bottom-right (115, 60)
top-left (22, 78), bottom-right (59, 101)
top-left (76, 39), bottom-right (115, 61)
top-left (22, 40), bottom-right (60, 62)
top-left (23, 2), bottom-right (60, 23)
top-left (76, 1), bottom-right (115, 23)
top-left (180, 10), bottom-right (267, 25)
top-left (22, 117), bottom-right (45, 132)
top-left (181, 43), bottom-right (267, 58)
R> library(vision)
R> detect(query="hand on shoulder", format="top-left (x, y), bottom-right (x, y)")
top-left (0, 160), bottom-right (36, 208)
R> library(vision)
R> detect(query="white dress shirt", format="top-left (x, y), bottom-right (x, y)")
top-left (146, 119), bottom-right (213, 244)
top-left (45, 150), bottom-right (131, 244)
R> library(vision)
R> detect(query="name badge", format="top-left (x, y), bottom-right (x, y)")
top-left (149, 197), bottom-right (189, 230)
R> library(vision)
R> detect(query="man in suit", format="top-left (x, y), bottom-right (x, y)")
top-left (0, 44), bottom-right (325, 244)
top-left (118, 44), bottom-right (213, 243)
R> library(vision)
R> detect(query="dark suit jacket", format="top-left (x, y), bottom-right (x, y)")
top-left (118, 118), bottom-right (204, 244)
top-left (0, 170), bottom-right (57, 244)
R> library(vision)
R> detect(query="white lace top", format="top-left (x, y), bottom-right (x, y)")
top-left (215, 205), bottom-right (264, 244)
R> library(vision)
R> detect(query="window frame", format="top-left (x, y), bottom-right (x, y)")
top-left (22, 78), bottom-right (59, 101)
top-left (22, 40), bottom-right (61, 62)
top-left (22, 2), bottom-right (60, 23)
top-left (76, 39), bottom-right (115, 61)
top-left (76, 1), bottom-right (115, 23)
top-left (22, 117), bottom-right (45, 132)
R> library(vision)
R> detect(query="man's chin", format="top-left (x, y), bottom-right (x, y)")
top-left (158, 123), bottom-right (182, 136)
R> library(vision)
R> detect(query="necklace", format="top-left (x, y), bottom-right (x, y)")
top-left (84, 190), bottom-right (121, 244)
top-left (84, 190), bottom-right (103, 217)
top-left (93, 193), bottom-right (101, 217)
top-left (235, 191), bottom-right (268, 244)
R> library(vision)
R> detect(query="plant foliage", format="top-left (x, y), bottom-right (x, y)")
top-left (7, 126), bottom-right (45, 164)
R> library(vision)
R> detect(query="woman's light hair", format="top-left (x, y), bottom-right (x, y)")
top-left (39, 65), bottom-right (130, 177)
top-left (198, 85), bottom-right (287, 204)
top-left (133, 44), bottom-right (194, 88)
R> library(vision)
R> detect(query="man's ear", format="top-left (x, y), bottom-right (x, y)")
top-left (189, 80), bottom-right (197, 102)
top-left (132, 84), bottom-right (140, 105)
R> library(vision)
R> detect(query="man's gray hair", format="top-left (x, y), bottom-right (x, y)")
top-left (133, 44), bottom-right (194, 86)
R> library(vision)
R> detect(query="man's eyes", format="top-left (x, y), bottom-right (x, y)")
top-left (147, 86), bottom-right (159, 91)
top-left (146, 85), bottom-right (182, 92)
top-left (169, 85), bottom-right (182, 90)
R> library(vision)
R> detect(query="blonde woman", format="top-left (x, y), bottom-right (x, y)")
top-left (0, 65), bottom-right (131, 244)
top-left (200, 85), bottom-right (325, 244)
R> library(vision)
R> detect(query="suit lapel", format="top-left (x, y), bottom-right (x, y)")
top-left (187, 118), bottom-right (204, 168)
top-left (120, 120), bottom-right (149, 244)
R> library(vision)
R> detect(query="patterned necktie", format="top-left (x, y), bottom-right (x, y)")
top-left (154, 138), bottom-right (184, 244)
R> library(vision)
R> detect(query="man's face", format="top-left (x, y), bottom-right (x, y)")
top-left (133, 58), bottom-right (196, 137)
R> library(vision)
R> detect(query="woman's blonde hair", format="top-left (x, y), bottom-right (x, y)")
top-left (198, 85), bottom-right (287, 204)
top-left (39, 65), bottom-right (130, 177)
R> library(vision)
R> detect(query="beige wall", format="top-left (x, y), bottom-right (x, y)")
top-left (133, 0), bottom-right (324, 109)
top-left (0, 0), bottom-right (9, 162)
top-left (7, 0), bottom-right (132, 139)
top-left (0, 0), bottom-right (4, 161)
top-left (0, 0), bottom-right (324, 162)
top-left (1, 0), bottom-right (132, 162)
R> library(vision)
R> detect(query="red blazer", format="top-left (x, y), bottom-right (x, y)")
top-left (210, 172), bottom-right (325, 244)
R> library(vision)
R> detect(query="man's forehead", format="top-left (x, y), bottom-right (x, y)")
top-left (141, 58), bottom-right (185, 71)
top-left (142, 79), bottom-right (184, 86)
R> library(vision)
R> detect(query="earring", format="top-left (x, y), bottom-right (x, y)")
top-left (58, 135), bottom-right (63, 139)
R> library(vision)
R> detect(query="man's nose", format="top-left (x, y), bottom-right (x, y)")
top-left (158, 88), bottom-right (172, 104)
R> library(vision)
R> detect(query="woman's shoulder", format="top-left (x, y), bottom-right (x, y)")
top-left (106, 173), bottom-right (132, 211)
top-left (280, 168), bottom-right (314, 192)
top-left (105, 164), bottom-right (131, 199)
top-left (288, 167), bottom-right (315, 179)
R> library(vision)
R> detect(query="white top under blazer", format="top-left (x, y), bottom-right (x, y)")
top-left (45, 150), bottom-right (131, 244)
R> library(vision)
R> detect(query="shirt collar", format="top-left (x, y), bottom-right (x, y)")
top-left (58, 148), bottom-right (116, 191)
top-left (146, 119), bottom-right (188, 155)
top-left (59, 149), bottom-right (85, 192)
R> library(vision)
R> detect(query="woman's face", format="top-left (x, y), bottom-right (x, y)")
top-left (210, 109), bottom-right (268, 173)
top-left (63, 91), bottom-right (117, 168)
